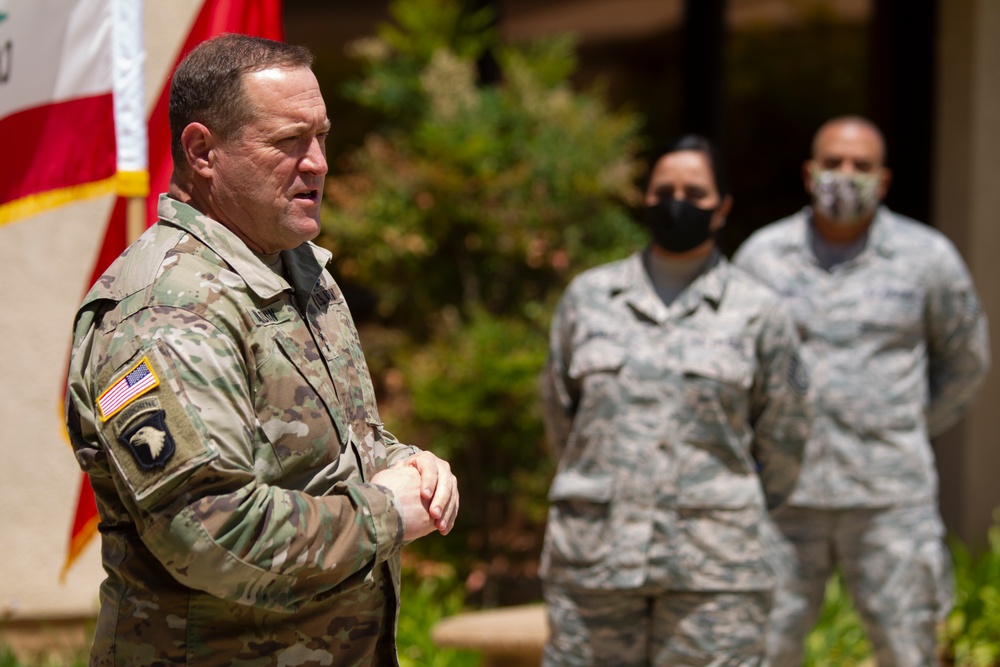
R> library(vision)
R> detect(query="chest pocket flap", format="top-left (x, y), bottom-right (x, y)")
top-left (568, 338), bottom-right (626, 380)
top-left (548, 470), bottom-right (615, 502)
top-left (680, 347), bottom-right (753, 390)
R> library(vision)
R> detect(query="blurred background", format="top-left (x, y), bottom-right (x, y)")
top-left (290, 0), bottom-right (934, 256)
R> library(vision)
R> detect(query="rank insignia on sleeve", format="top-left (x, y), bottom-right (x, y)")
top-left (118, 410), bottom-right (175, 470)
top-left (97, 356), bottom-right (159, 422)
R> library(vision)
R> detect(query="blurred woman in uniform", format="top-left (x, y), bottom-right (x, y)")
top-left (539, 134), bottom-right (811, 666)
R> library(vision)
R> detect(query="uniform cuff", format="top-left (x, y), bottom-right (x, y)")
top-left (354, 482), bottom-right (406, 566)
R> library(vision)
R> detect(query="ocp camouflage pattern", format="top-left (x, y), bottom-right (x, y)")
top-left (65, 195), bottom-right (419, 666)
top-left (734, 206), bottom-right (991, 508)
top-left (539, 250), bottom-right (811, 592)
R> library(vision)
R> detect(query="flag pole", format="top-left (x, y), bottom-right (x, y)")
top-left (126, 196), bottom-right (146, 244)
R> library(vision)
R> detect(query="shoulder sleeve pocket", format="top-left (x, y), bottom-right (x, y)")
top-left (98, 346), bottom-right (217, 509)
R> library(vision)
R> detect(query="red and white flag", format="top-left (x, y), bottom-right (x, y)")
top-left (62, 0), bottom-right (284, 578)
top-left (0, 0), bottom-right (148, 225)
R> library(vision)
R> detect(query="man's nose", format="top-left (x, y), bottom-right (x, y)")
top-left (839, 160), bottom-right (860, 175)
top-left (302, 139), bottom-right (328, 175)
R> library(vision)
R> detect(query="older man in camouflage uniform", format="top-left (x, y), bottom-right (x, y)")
top-left (734, 116), bottom-right (990, 666)
top-left (65, 35), bottom-right (458, 666)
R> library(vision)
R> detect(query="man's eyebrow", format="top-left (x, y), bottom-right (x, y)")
top-left (272, 119), bottom-right (331, 135)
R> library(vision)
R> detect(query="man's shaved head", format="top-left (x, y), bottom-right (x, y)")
top-left (812, 116), bottom-right (886, 166)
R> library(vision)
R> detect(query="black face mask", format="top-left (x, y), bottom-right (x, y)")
top-left (644, 198), bottom-right (716, 253)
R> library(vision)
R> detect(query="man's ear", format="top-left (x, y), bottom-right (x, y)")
top-left (878, 166), bottom-right (893, 201)
top-left (180, 122), bottom-right (215, 178)
top-left (802, 159), bottom-right (815, 195)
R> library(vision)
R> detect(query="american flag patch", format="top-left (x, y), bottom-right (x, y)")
top-left (97, 357), bottom-right (160, 422)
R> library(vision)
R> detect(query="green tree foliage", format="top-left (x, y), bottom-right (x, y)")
top-left (944, 510), bottom-right (1000, 667)
top-left (321, 0), bottom-right (645, 333)
top-left (396, 562), bottom-right (480, 667)
top-left (318, 0), bottom-right (646, 592)
top-left (803, 573), bottom-right (873, 666)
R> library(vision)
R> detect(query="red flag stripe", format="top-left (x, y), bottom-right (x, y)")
top-left (64, 0), bottom-right (285, 579)
top-left (0, 94), bottom-right (116, 206)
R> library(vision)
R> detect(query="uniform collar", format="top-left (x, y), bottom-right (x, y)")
top-left (157, 194), bottom-right (331, 304)
top-left (779, 205), bottom-right (898, 263)
top-left (617, 248), bottom-right (728, 324)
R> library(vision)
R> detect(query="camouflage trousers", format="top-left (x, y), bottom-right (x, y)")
top-left (542, 583), bottom-right (771, 666)
top-left (766, 503), bottom-right (952, 667)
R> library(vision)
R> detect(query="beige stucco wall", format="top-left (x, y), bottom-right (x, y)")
top-left (934, 0), bottom-right (1000, 543)
top-left (0, 0), bottom-right (202, 620)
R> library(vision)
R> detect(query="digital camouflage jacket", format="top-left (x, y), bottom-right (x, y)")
top-left (66, 195), bottom-right (417, 666)
top-left (734, 207), bottom-right (991, 508)
top-left (540, 251), bottom-right (810, 592)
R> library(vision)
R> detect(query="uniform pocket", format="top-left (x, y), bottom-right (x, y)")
top-left (545, 471), bottom-right (615, 567)
top-left (680, 350), bottom-right (752, 391)
top-left (678, 348), bottom-right (754, 454)
top-left (253, 332), bottom-right (346, 479)
top-left (568, 338), bottom-right (626, 379)
top-left (98, 345), bottom-right (217, 510)
top-left (674, 506), bottom-right (773, 590)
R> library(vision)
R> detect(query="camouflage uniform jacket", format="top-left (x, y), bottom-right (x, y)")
top-left (733, 206), bottom-right (990, 509)
top-left (65, 195), bottom-right (418, 666)
top-left (539, 250), bottom-right (810, 591)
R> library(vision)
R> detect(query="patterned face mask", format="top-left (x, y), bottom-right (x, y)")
top-left (809, 166), bottom-right (882, 225)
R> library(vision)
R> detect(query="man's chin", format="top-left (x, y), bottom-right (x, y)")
top-left (292, 218), bottom-right (323, 244)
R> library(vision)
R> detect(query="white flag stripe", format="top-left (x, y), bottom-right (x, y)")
top-left (111, 0), bottom-right (147, 173)
top-left (0, 0), bottom-right (114, 118)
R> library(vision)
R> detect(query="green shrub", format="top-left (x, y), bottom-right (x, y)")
top-left (322, 0), bottom-right (645, 338)
top-left (0, 645), bottom-right (86, 667)
top-left (803, 572), bottom-right (873, 666)
top-left (398, 309), bottom-right (553, 572)
top-left (320, 0), bottom-right (646, 584)
top-left (944, 509), bottom-right (1000, 667)
top-left (397, 561), bottom-right (481, 667)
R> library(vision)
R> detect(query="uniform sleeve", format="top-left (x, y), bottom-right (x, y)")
top-left (382, 427), bottom-right (421, 466)
top-left (731, 236), bottom-right (764, 281)
top-left (90, 307), bottom-right (405, 614)
top-left (749, 300), bottom-right (812, 510)
top-left (925, 241), bottom-right (991, 436)
top-left (540, 289), bottom-right (579, 461)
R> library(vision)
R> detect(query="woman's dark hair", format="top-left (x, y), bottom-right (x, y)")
top-left (644, 134), bottom-right (730, 199)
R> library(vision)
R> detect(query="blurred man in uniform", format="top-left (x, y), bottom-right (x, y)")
top-left (734, 115), bottom-right (990, 666)
top-left (65, 34), bottom-right (458, 666)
